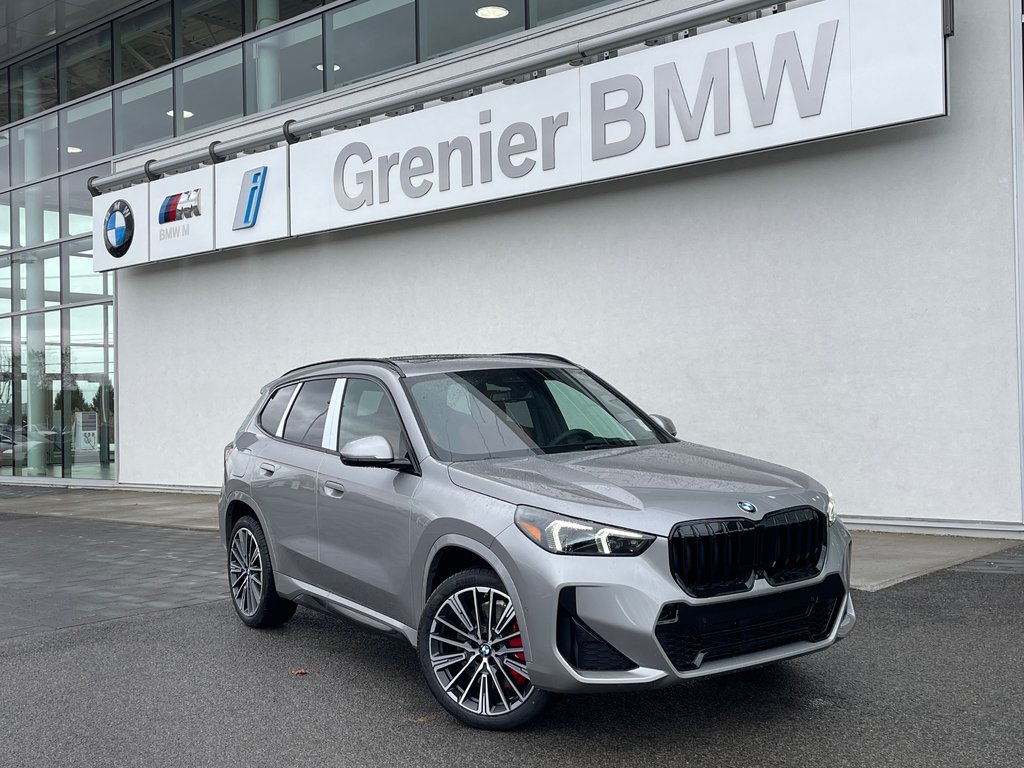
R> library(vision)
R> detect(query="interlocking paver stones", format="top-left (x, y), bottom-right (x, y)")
top-left (0, 512), bottom-right (227, 639)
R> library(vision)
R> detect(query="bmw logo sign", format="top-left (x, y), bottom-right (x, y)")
top-left (737, 501), bottom-right (757, 514)
top-left (103, 199), bottom-right (134, 258)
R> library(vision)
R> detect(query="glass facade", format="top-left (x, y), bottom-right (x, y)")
top-left (1, 41), bottom-right (114, 480)
top-left (420, 0), bottom-right (527, 60)
top-left (10, 50), bottom-right (59, 123)
top-left (59, 96), bottom-right (113, 170)
top-left (0, 242), bottom-right (115, 479)
top-left (59, 27), bottom-right (114, 102)
top-left (1, 0), bottom-right (619, 151)
top-left (176, 47), bottom-right (244, 133)
top-left (115, 2), bottom-right (175, 83)
top-left (246, 17), bottom-right (323, 112)
top-left (114, 73), bottom-right (174, 153)
top-left (0, 0), bottom-right (619, 484)
top-left (327, 0), bottom-right (416, 88)
top-left (179, 0), bottom-right (246, 56)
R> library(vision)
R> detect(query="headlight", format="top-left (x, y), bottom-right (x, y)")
top-left (514, 506), bottom-right (655, 556)
top-left (825, 494), bottom-right (838, 525)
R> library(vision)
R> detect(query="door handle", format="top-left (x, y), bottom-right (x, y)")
top-left (323, 481), bottom-right (346, 498)
top-left (258, 462), bottom-right (277, 477)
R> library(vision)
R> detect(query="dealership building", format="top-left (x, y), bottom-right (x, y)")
top-left (2, 0), bottom-right (1023, 536)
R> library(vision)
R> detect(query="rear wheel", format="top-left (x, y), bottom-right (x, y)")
top-left (418, 568), bottom-right (550, 730)
top-left (228, 515), bottom-right (296, 628)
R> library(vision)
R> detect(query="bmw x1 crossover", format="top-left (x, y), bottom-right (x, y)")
top-left (219, 354), bottom-right (856, 729)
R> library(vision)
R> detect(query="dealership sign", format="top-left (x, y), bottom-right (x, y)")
top-left (92, 0), bottom-right (946, 271)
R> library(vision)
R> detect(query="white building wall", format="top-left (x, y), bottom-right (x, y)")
top-left (116, 0), bottom-right (1024, 531)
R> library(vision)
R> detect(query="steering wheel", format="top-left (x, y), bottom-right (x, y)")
top-left (549, 428), bottom-right (595, 446)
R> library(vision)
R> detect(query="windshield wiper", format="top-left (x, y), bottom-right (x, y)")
top-left (581, 438), bottom-right (638, 450)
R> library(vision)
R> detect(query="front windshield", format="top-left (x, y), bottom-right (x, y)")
top-left (405, 367), bottom-right (668, 461)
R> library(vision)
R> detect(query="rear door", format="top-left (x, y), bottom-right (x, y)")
top-left (250, 378), bottom-right (336, 581)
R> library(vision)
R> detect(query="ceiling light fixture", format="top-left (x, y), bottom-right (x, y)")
top-left (475, 6), bottom-right (509, 19)
top-left (314, 63), bottom-right (341, 72)
top-left (166, 109), bottom-right (194, 118)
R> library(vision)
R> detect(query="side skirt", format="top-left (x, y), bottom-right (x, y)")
top-left (275, 573), bottom-right (418, 646)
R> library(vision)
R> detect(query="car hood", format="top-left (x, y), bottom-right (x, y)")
top-left (447, 442), bottom-right (827, 536)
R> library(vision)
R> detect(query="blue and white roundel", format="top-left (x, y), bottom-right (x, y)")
top-left (106, 210), bottom-right (127, 246)
top-left (102, 199), bottom-right (134, 258)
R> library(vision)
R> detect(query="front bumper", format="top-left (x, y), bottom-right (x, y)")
top-left (492, 521), bottom-right (856, 693)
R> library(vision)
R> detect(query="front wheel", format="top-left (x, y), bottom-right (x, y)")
top-left (418, 568), bottom-right (550, 730)
top-left (228, 515), bottom-right (297, 628)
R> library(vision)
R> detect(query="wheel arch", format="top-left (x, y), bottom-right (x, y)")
top-left (222, 490), bottom-right (281, 573)
top-left (421, 534), bottom-right (533, 662)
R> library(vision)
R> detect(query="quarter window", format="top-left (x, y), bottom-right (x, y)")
top-left (283, 378), bottom-right (335, 446)
top-left (258, 383), bottom-right (296, 434)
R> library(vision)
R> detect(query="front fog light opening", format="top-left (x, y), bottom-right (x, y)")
top-left (556, 588), bottom-right (637, 672)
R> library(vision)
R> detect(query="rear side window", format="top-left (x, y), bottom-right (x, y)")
top-left (283, 379), bottom-right (336, 447)
top-left (258, 384), bottom-right (296, 435)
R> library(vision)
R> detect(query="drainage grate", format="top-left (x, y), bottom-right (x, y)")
top-left (953, 545), bottom-right (1024, 575)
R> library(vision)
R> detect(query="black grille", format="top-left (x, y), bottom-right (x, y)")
top-left (669, 507), bottom-right (827, 597)
top-left (655, 574), bottom-right (845, 672)
top-left (760, 507), bottom-right (828, 585)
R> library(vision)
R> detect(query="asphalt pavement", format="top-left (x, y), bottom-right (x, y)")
top-left (0, 510), bottom-right (1022, 767)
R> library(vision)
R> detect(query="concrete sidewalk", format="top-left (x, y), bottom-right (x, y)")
top-left (0, 485), bottom-right (217, 532)
top-left (0, 485), bottom-right (1018, 592)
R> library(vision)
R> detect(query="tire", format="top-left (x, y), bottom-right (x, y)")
top-left (228, 515), bottom-right (297, 628)
top-left (418, 568), bottom-right (550, 730)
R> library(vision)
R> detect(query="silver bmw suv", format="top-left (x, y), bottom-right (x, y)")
top-left (219, 354), bottom-right (856, 729)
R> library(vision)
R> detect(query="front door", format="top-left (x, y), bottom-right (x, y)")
top-left (314, 377), bottom-right (418, 620)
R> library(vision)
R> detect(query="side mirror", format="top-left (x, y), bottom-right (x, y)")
top-left (649, 414), bottom-right (677, 437)
top-left (339, 435), bottom-right (413, 471)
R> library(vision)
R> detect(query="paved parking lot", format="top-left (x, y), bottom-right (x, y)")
top-left (0, 513), bottom-right (225, 640)
top-left (0, 510), bottom-right (1021, 768)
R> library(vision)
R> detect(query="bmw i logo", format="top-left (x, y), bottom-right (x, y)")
top-left (103, 199), bottom-right (134, 258)
top-left (737, 501), bottom-right (757, 514)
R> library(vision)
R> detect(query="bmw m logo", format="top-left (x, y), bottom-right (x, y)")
top-left (103, 199), bottom-right (134, 258)
top-left (737, 501), bottom-right (757, 514)
top-left (158, 189), bottom-right (201, 224)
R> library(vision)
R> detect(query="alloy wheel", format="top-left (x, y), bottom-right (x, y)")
top-left (229, 527), bottom-right (263, 617)
top-left (427, 586), bottom-right (533, 717)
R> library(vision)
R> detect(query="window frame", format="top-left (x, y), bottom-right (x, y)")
top-left (279, 375), bottom-right (337, 448)
top-left (256, 381), bottom-right (299, 437)
top-left (334, 373), bottom-right (418, 470)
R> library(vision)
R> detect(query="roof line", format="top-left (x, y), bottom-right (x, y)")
top-left (278, 357), bottom-right (404, 379)
top-left (277, 353), bottom-right (578, 381)
top-left (501, 353), bottom-right (579, 366)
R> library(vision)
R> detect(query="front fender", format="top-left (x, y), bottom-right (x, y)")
top-left (418, 528), bottom-right (533, 663)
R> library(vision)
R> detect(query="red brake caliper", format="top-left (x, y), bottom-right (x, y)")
top-left (507, 619), bottom-right (527, 685)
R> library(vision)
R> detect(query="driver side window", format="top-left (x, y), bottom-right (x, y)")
top-left (338, 379), bottom-right (408, 458)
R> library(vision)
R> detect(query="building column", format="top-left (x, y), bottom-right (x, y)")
top-left (22, 77), bottom-right (48, 477)
top-left (255, 0), bottom-right (281, 111)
